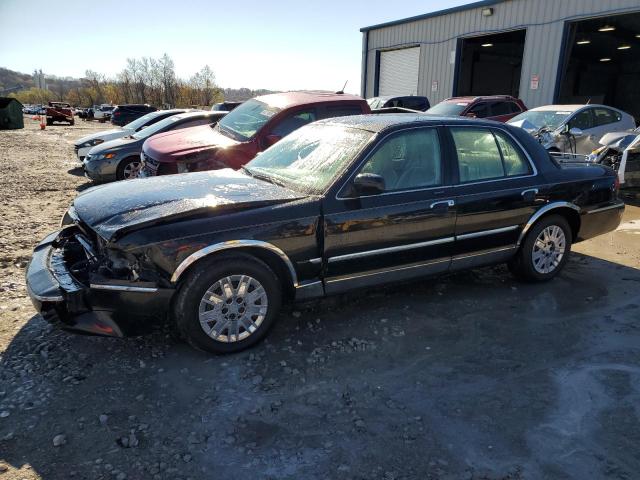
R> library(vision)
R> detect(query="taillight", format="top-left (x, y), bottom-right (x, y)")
top-left (614, 176), bottom-right (620, 192)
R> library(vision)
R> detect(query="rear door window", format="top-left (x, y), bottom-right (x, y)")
top-left (403, 97), bottom-right (429, 110)
top-left (320, 105), bottom-right (363, 119)
top-left (593, 108), bottom-right (620, 126)
top-left (451, 128), bottom-right (504, 181)
top-left (491, 101), bottom-right (518, 116)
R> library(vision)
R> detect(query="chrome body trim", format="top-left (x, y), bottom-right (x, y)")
top-left (452, 245), bottom-right (517, 261)
top-left (308, 258), bottom-right (323, 265)
top-left (327, 236), bottom-right (455, 263)
top-left (430, 199), bottom-right (455, 209)
top-left (585, 202), bottom-right (625, 215)
top-left (326, 257), bottom-right (450, 284)
top-left (90, 284), bottom-right (159, 293)
top-left (26, 283), bottom-right (63, 303)
top-left (456, 225), bottom-right (519, 240)
top-left (517, 201), bottom-right (580, 246)
top-left (521, 188), bottom-right (539, 196)
top-left (171, 240), bottom-right (299, 286)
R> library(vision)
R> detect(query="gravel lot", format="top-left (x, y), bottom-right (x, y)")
top-left (1, 118), bottom-right (639, 480)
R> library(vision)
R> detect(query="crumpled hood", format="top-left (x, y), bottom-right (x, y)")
top-left (143, 125), bottom-right (238, 163)
top-left (599, 130), bottom-right (639, 149)
top-left (75, 128), bottom-right (129, 147)
top-left (72, 169), bottom-right (303, 241)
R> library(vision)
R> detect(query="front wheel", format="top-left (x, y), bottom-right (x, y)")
top-left (509, 215), bottom-right (572, 282)
top-left (173, 254), bottom-right (282, 354)
top-left (116, 157), bottom-right (142, 180)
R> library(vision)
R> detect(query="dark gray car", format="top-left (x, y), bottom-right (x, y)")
top-left (82, 111), bottom-right (227, 182)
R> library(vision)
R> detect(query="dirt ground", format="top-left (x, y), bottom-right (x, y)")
top-left (0, 118), bottom-right (639, 480)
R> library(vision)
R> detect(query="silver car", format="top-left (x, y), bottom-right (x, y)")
top-left (508, 104), bottom-right (636, 155)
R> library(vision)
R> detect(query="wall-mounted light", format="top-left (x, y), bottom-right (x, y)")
top-left (576, 39), bottom-right (591, 45)
top-left (600, 58), bottom-right (612, 62)
top-left (618, 44), bottom-right (631, 50)
top-left (481, 7), bottom-right (493, 16)
top-left (598, 25), bottom-right (616, 32)
top-left (481, 43), bottom-right (493, 47)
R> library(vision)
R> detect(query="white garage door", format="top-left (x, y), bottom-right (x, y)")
top-left (379, 47), bottom-right (420, 96)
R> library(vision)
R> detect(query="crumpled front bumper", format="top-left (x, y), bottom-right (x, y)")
top-left (26, 229), bottom-right (173, 337)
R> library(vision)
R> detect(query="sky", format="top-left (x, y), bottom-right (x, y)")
top-left (0, 0), bottom-right (473, 94)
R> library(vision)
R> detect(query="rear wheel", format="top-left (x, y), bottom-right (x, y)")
top-left (116, 157), bottom-right (142, 180)
top-left (173, 254), bottom-right (282, 354)
top-left (509, 214), bottom-right (572, 282)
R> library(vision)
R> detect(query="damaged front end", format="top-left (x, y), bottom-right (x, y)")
top-left (26, 214), bottom-right (173, 337)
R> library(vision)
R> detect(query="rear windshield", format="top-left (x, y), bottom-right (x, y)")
top-left (132, 115), bottom-right (189, 139)
top-left (426, 102), bottom-right (468, 116)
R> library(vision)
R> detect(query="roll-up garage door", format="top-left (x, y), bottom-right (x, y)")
top-left (378, 47), bottom-right (420, 96)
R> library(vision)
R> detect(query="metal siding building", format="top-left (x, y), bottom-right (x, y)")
top-left (361, 0), bottom-right (640, 113)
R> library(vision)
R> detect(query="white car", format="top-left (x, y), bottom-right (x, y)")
top-left (508, 104), bottom-right (636, 155)
top-left (93, 105), bottom-right (115, 122)
top-left (73, 109), bottom-right (186, 160)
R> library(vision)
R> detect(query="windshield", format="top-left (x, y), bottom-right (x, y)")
top-left (132, 115), bottom-right (187, 139)
top-left (508, 110), bottom-right (572, 130)
top-left (124, 111), bottom-right (165, 131)
top-left (244, 124), bottom-right (373, 194)
top-left (217, 99), bottom-right (280, 141)
top-left (426, 101), bottom-right (468, 116)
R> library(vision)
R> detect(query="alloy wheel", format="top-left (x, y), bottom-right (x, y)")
top-left (198, 275), bottom-right (268, 343)
top-left (123, 161), bottom-right (141, 179)
top-left (532, 225), bottom-right (566, 274)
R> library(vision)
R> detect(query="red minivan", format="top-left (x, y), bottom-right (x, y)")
top-left (426, 95), bottom-right (527, 123)
top-left (139, 91), bottom-right (371, 177)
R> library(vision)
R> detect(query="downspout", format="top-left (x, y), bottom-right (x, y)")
top-left (362, 30), bottom-right (370, 98)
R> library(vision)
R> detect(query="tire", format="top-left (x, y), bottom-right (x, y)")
top-left (509, 214), bottom-right (572, 282)
top-left (69, 119), bottom-right (75, 126)
top-left (46, 119), bottom-right (52, 126)
top-left (173, 253), bottom-right (282, 354)
top-left (116, 157), bottom-right (142, 180)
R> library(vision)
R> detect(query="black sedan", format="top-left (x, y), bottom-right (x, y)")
top-left (26, 115), bottom-right (625, 353)
top-left (83, 111), bottom-right (226, 181)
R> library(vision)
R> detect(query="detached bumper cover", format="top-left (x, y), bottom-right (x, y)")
top-left (26, 229), bottom-right (173, 337)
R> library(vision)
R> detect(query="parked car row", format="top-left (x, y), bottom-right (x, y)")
top-left (25, 89), bottom-right (627, 354)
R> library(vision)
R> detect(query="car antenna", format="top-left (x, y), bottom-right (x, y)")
top-left (336, 80), bottom-right (348, 94)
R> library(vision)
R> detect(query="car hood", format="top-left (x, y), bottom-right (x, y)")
top-left (75, 128), bottom-right (130, 146)
top-left (143, 125), bottom-right (239, 162)
top-left (72, 169), bottom-right (304, 241)
top-left (87, 136), bottom-right (139, 156)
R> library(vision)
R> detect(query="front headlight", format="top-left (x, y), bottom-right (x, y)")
top-left (60, 205), bottom-right (78, 227)
top-left (591, 146), bottom-right (606, 155)
top-left (91, 139), bottom-right (104, 146)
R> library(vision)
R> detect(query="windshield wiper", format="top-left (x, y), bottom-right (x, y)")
top-left (248, 169), bottom-right (288, 188)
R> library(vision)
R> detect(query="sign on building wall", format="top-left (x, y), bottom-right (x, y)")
top-left (530, 74), bottom-right (540, 90)
top-left (431, 80), bottom-right (438, 92)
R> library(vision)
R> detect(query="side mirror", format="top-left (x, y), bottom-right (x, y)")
top-left (264, 134), bottom-right (282, 147)
top-left (465, 112), bottom-right (477, 118)
top-left (569, 127), bottom-right (583, 137)
top-left (353, 173), bottom-right (385, 196)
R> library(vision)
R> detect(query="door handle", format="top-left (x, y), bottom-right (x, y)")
top-left (430, 199), bottom-right (455, 209)
top-left (521, 188), bottom-right (538, 202)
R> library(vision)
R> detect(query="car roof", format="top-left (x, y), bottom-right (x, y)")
top-left (255, 91), bottom-right (365, 109)
top-left (171, 111), bottom-right (225, 120)
top-left (529, 104), bottom-right (591, 112)
top-left (443, 95), bottom-right (518, 103)
top-left (317, 113), bottom-right (507, 133)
